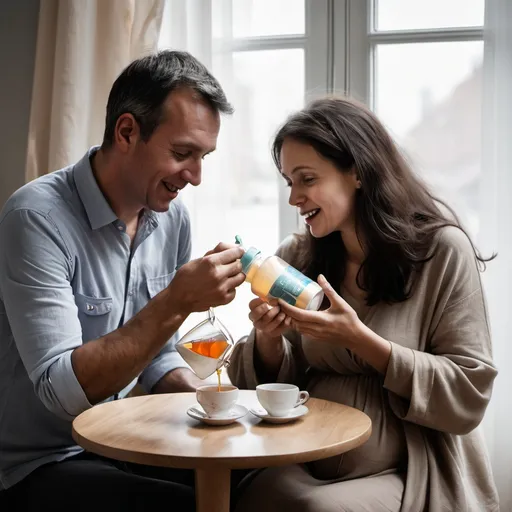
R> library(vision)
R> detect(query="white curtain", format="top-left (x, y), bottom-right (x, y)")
top-left (480, 0), bottom-right (512, 509)
top-left (25, 0), bottom-right (165, 181)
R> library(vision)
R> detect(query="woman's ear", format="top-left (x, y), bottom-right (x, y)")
top-left (351, 168), bottom-right (362, 189)
top-left (349, 166), bottom-right (361, 189)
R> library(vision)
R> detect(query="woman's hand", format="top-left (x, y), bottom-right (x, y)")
top-left (249, 298), bottom-right (291, 374)
top-left (248, 298), bottom-right (291, 339)
top-left (278, 274), bottom-right (392, 373)
top-left (278, 274), bottom-right (363, 347)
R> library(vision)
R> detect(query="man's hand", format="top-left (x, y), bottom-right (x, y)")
top-left (167, 243), bottom-right (246, 315)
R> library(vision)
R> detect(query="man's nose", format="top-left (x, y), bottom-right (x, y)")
top-left (182, 162), bottom-right (202, 187)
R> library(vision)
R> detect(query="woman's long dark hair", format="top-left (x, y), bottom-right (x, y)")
top-left (272, 96), bottom-right (493, 306)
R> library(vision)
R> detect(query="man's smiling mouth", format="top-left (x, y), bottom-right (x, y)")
top-left (164, 183), bottom-right (180, 193)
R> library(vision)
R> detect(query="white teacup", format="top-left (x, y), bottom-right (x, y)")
top-left (196, 385), bottom-right (239, 419)
top-left (256, 383), bottom-right (309, 417)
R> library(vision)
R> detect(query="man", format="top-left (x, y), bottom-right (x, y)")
top-left (0, 50), bottom-right (245, 510)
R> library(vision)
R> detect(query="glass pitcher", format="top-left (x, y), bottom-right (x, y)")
top-left (175, 308), bottom-right (234, 380)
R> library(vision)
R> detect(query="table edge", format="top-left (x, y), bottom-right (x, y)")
top-left (71, 417), bottom-right (372, 470)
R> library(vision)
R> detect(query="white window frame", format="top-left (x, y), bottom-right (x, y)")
top-left (210, 0), bottom-right (333, 242)
top-left (335, 0), bottom-right (485, 108)
top-left (161, 0), bottom-right (486, 243)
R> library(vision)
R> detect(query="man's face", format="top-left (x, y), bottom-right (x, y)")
top-left (123, 88), bottom-right (220, 213)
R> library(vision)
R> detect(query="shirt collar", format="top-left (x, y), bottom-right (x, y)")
top-left (73, 146), bottom-right (118, 230)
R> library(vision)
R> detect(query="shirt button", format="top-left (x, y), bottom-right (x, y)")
top-left (87, 304), bottom-right (95, 311)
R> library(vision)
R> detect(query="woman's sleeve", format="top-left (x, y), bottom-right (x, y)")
top-left (384, 228), bottom-right (498, 435)
top-left (227, 328), bottom-right (306, 389)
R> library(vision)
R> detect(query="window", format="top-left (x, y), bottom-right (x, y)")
top-left (159, 0), bottom-right (485, 340)
top-left (159, 0), bottom-right (330, 340)
top-left (341, 0), bottom-right (485, 237)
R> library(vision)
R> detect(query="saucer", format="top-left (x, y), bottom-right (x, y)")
top-left (249, 405), bottom-right (309, 424)
top-left (187, 404), bottom-right (248, 426)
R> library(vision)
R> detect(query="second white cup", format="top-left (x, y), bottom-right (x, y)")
top-left (256, 383), bottom-right (309, 417)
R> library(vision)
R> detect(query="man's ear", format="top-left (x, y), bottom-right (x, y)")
top-left (114, 113), bottom-right (140, 153)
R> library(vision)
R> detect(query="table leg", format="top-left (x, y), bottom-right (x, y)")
top-left (195, 467), bottom-right (231, 512)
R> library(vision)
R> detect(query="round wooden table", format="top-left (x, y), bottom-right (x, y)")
top-left (72, 390), bottom-right (371, 512)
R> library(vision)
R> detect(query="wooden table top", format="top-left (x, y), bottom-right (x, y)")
top-left (72, 390), bottom-right (372, 470)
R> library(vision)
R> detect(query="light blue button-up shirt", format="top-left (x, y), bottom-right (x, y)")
top-left (0, 146), bottom-right (192, 490)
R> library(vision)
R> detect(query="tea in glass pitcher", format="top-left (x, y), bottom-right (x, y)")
top-left (176, 308), bottom-right (234, 385)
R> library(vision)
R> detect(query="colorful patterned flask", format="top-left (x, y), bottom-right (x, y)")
top-left (236, 236), bottom-right (324, 311)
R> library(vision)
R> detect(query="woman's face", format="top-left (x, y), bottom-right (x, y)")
top-left (280, 138), bottom-right (360, 238)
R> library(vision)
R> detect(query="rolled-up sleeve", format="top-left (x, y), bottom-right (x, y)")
top-left (0, 209), bottom-right (91, 420)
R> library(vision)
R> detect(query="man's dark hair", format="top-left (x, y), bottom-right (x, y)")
top-left (102, 50), bottom-right (233, 147)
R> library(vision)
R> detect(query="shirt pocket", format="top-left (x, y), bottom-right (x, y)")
top-left (75, 292), bottom-right (114, 340)
top-left (146, 271), bottom-right (176, 299)
top-left (75, 293), bottom-right (113, 315)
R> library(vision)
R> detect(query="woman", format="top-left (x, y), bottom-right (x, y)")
top-left (228, 97), bottom-right (499, 512)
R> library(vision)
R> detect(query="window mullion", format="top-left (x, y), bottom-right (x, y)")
top-left (334, 0), bottom-right (371, 105)
top-left (305, 0), bottom-right (331, 101)
top-left (219, 35), bottom-right (306, 52)
top-left (370, 27), bottom-right (484, 44)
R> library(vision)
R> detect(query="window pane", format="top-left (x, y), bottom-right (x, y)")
top-left (179, 49), bottom-right (305, 341)
top-left (374, 41), bottom-right (483, 237)
top-left (375, 0), bottom-right (485, 30)
top-left (232, 0), bottom-right (305, 37)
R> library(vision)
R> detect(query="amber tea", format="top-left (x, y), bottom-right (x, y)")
top-left (176, 308), bottom-right (234, 380)
top-left (181, 339), bottom-right (229, 359)
top-left (180, 339), bottom-right (229, 391)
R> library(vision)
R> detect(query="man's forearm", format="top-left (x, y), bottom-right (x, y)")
top-left (151, 367), bottom-right (205, 394)
top-left (71, 288), bottom-right (188, 404)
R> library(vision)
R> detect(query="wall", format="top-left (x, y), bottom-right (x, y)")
top-left (0, 0), bottom-right (40, 208)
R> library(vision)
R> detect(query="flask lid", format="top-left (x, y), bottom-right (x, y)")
top-left (240, 246), bottom-right (261, 274)
top-left (235, 235), bottom-right (261, 274)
